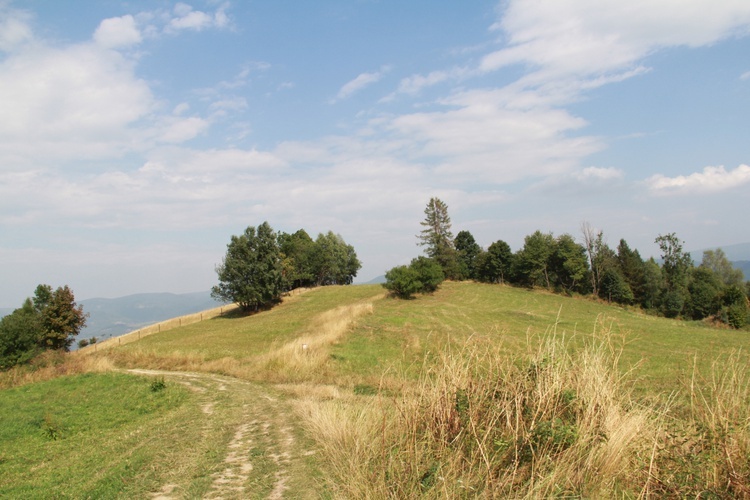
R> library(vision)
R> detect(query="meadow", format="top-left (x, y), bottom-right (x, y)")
top-left (1, 282), bottom-right (748, 497)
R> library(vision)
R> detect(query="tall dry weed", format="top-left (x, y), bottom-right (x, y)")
top-left (302, 317), bottom-right (657, 498)
top-left (650, 350), bottom-right (750, 498)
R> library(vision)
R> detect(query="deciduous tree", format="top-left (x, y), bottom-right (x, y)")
top-left (212, 222), bottom-right (283, 311)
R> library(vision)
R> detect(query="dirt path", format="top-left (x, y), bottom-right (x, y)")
top-left (127, 369), bottom-right (322, 499)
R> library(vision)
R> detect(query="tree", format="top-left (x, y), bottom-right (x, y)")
top-left (0, 285), bottom-right (87, 369)
top-left (686, 267), bottom-right (722, 320)
top-left (516, 230), bottom-right (556, 288)
top-left (581, 223), bottom-right (612, 297)
top-left (476, 239), bottom-right (514, 284)
top-left (700, 249), bottom-right (745, 287)
top-left (0, 299), bottom-right (42, 369)
top-left (212, 222), bottom-right (283, 311)
top-left (600, 268), bottom-right (635, 304)
top-left (37, 285), bottom-right (88, 351)
top-left (278, 229), bottom-right (316, 290)
top-left (310, 231), bottom-right (361, 285)
top-left (656, 233), bottom-right (692, 292)
top-left (418, 198), bottom-right (458, 277)
top-left (549, 234), bottom-right (589, 294)
top-left (655, 233), bottom-right (692, 317)
top-left (616, 239), bottom-right (647, 304)
top-left (454, 230), bottom-right (481, 280)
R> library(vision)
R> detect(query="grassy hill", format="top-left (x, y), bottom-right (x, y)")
top-left (1, 282), bottom-right (748, 497)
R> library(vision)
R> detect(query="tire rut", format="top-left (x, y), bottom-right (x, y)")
top-left (127, 369), bottom-right (313, 499)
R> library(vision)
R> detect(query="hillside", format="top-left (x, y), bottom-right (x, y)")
top-left (2, 282), bottom-right (749, 497)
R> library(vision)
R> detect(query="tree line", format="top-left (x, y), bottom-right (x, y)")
top-left (212, 222), bottom-right (361, 311)
top-left (385, 198), bottom-right (749, 329)
top-left (0, 285), bottom-right (88, 370)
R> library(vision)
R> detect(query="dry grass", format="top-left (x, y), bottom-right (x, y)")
top-left (299, 319), bottom-right (658, 498)
top-left (251, 301), bottom-right (376, 382)
top-left (0, 350), bottom-right (115, 389)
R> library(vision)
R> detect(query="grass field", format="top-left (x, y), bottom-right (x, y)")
top-left (1, 281), bottom-right (748, 497)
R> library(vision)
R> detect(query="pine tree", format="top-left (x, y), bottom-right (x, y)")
top-left (417, 198), bottom-right (458, 277)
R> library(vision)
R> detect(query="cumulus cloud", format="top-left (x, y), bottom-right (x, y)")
top-left (646, 164), bottom-right (750, 195)
top-left (166, 2), bottom-right (230, 33)
top-left (0, 43), bottom-right (155, 163)
top-left (94, 15), bottom-right (142, 48)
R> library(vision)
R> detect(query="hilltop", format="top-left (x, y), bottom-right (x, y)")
top-left (1, 282), bottom-right (749, 497)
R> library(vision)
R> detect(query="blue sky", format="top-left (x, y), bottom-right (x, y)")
top-left (1, 0), bottom-right (749, 307)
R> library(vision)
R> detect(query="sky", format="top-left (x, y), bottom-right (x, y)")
top-left (1, 0), bottom-right (749, 307)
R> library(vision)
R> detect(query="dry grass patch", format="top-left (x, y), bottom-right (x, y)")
top-left (251, 301), bottom-right (377, 383)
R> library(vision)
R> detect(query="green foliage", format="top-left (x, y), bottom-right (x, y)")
top-left (409, 256), bottom-right (444, 293)
top-left (454, 230), bottom-right (481, 280)
top-left (418, 198), bottom-right (459, 278)
top-left (36, 285), bottom-right (88, 351)
top-left (212, 222), bottom-right (284, 311)
top-left (721, 285), bottom-right (749, 329)
top-left (516, 230), bottom-right (556, 288)
top-left (550, 233), bottom-right (589, 294)
top-left (476, 239), bottom-right (513, 284)
top-left (686, 267), bottom-right (722, 320)
top-left (701, 248), bottom-right (745, 287)
top-left (310, 231), bottom-right (361, 286)
top-left (600, 267), bottom-right (634, 304)
top-left (0, 286), bottom-right (87, 370)
top-left (278, 229), bottom-right (316, 289)
top-left (149, 377), bottom-right (167, 392)
top-left (383, 257), bottom-right (445, 299)
top-left (383, 266), bottom-right (423, 299)
top-left (0, 300), bottom-right (42, 369)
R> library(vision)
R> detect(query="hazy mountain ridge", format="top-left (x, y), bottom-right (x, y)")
top-left (79, 291), bottom-right (222, 341)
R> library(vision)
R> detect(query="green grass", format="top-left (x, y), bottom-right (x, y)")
top-left (333, 282), bottom-right (749, 394)
top-left (0, 372), bottom-right (198, 498)
top-left (122, 285), bottom-right (383, 360)
top-left (2, 281), bottom-right (748, 497)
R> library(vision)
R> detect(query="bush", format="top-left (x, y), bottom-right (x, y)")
top-left (383, 257), bottom-right (445, 299)
top-left (383, 265), bottom-right (422, 299)
top-left (724, 303), bottom-right (748, 329)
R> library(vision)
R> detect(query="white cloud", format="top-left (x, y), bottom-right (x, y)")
top-left (94, 15), bottom-right (142, 48)
top-left (0, 43), bottom-right (155, 163)
top-left (482, 0), bottom-right (750, 86)
top-left (166, 3), bottom-right (230, 33)
top-left (396, 69), bottom-right (459, 94)
top-left (334, 66), bottom-right (390, 101)
top-left (0, 5), bottom-right (33, 52)
top-left (646, 164), bottom-right (750, 195)
top-left (741, 70), bottom-right (750, 80)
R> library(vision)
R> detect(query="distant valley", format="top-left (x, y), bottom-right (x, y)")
top-left (78, 291), bottom-right (223, 342)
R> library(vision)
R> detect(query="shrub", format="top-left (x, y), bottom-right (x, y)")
top-left (382, 265), bottom-right (422, 299)
top-left (383, 257), bottom-right (445, 299)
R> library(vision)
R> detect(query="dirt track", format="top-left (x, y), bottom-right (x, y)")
top-left (127, 369), bottom-right (322, 499)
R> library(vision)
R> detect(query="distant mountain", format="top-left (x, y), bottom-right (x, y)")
top-left (733, 261), bottom-right (750, 280)
top-left (363, 275), bottom-right (386, 285)
top-left (691, 242), bottom-right (750, 262)
top-left (690, 242), bottom-right (750, 281)
top-left (79, 291), bottom-right (223, 342)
